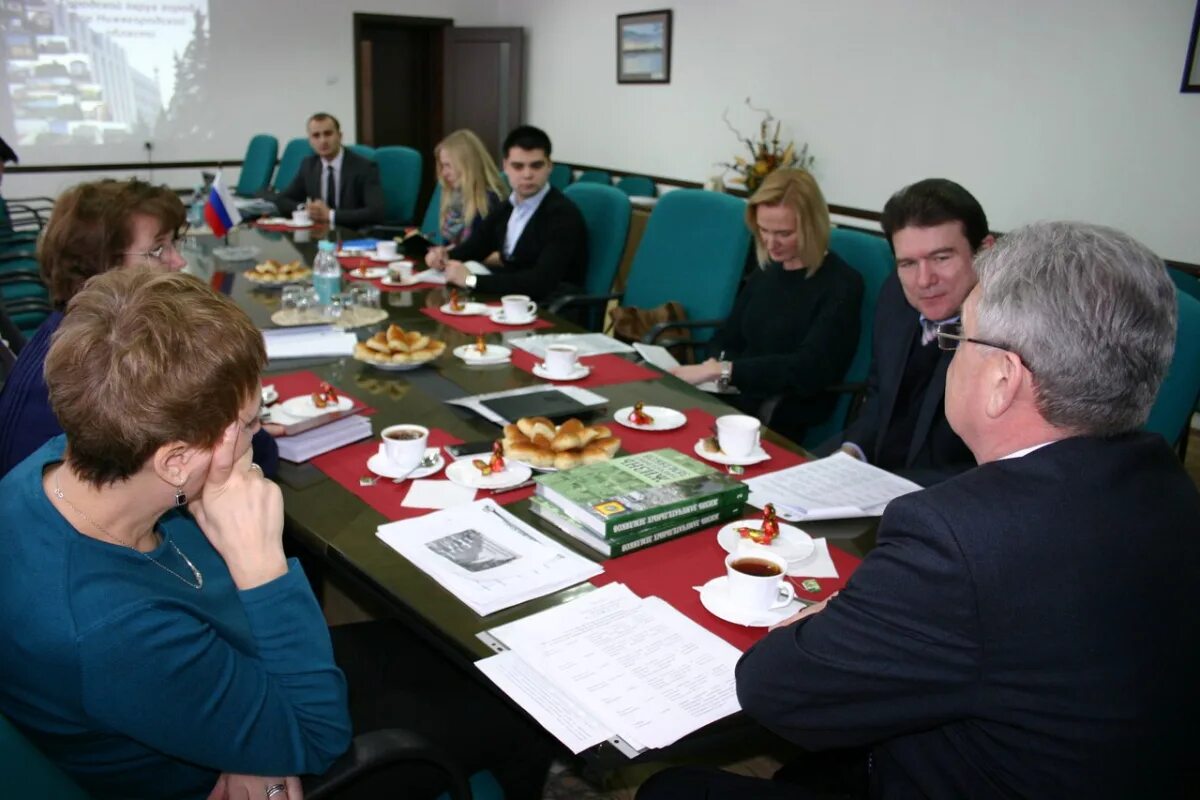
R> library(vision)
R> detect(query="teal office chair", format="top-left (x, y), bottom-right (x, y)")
top-left (1168, 265), bottom-right (1200, 302)
top-left (420, 183), bottom-right (445, 243)
top-left (234, 134), bottom-right (278, 196)
top-left (549, 163), bottom-right (572, 190)
top-left (372, 145), bottom-right (423, 227)
top-left (348, 144), bottom-right (377, 161)
top-left (801, 227), bottom-right (896, 449)
top-left (1144, 288), bottom-right (1200, 457)
top-left (273, 137), bottom-right (315, 191)
top-left (575, 169), bottom-right (611, 185)
top-left (616, 175), bottom-right (656, 198)
top-left (550, 183), bottom-right (631, 329)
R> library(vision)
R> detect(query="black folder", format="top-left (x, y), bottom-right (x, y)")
top-left (480, 389), bottom-right (606, 424)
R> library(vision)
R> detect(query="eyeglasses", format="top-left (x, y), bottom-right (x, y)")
top-left (935, 320), bottom-right (1032, 371)
top-left (126, 236), bottom-right (193, 263)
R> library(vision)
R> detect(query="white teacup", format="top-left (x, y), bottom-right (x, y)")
top-left (292, 209), bottom-right (311, 225)
top-left (724, 550), bottom-right (794, 614)
top-left (379, 424), bottom-right (429, 470)
top-left (716, 414), bottom-right (761, 458)
top-left (376, 240), bottom-right (398, 260)
top-left (501, 294), bottom-right (537, 321)
top-left (387, 260), bottom-right (414, 282)
top-left (542, 344), bottom-right (578, 377)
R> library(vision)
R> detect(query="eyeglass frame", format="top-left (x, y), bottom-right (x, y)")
top-left (935, 320), bottom-right (1033, 372)
top-left (124, 233), bottom-right (194, 263)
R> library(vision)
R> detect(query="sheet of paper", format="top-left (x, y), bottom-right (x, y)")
top-left (744, 451), bottom-right (922, 521)
top-left (411, 268), bottom-right (447, 284)
top-left (401, 479), bottom-right (477, 510)
top-left (488, 583), bottom-right (742, 750)
top-left (476, 651), bottom-right (611, 753)
top-left (262, 325), bottom-right (357, 359)
top-left (509, 333), bottom-right (635, 358)
top-left (632, 342), bottom-right (680, 371)
top-left (464, 260), bottom-right (493, 276)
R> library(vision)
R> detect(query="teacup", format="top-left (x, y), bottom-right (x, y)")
top-left (380, 424), bottom-right (429, 470)
top-left (387, 260), bottom-right (414, 282)
top-left (501, 294), bottom-right (537, 322)
top-left (716, 414), bottom-right (761, 459)
top-left (542, 344), bottom-right (578, 378)
top-left (292, 208), bottom-right (311, 225)
top-left (724, 550), bottom-right (793, 613)
top-left (376, 240), bottom-right (398, 260)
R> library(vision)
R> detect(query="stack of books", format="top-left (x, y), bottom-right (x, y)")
top-left (531, 449), bottom-right (749, 557)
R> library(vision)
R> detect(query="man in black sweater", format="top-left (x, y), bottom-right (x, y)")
top-left (426, 125), bottom-right (587, 301)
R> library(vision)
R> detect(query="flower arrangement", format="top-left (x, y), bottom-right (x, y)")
top-left (718, 98), bottom-right (814, 193)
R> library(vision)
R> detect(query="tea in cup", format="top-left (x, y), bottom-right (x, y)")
top-left (500, 294), bottom-right (537, 322)
top-left (716, 414), bottom-right (761, 458)
top-left (542, 344), bottom-right (578, 378)
top-left (376, 240), bottom-right (398, 260)
top-left (380, 424), bottom-right (429, 470)
top-left (724, 550), bottom-right (793, 613)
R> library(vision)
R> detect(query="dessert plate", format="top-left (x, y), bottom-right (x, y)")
top-left (445, 458), bottom-right (532, 490)
top-left (613, 406), bottom-right (687, 431)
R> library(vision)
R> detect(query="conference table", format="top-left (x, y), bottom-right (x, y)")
top-left (184, 224), bottom-right (877, 770)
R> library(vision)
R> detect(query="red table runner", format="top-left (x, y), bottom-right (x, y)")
top-left (344, 274), bottom-right (444, 294)
top-left (419, 305), bottom-right (554, 335)
top-left (266, 370), bottom-right (376, 415)
top-left (592, 524), bottom-right (861, 651)
top-left (310, 432), bottom-right (536, 520)
top-left (509, 350), bottom-right (662, 389)
top-left (255, 221), bottom-right (322, 233)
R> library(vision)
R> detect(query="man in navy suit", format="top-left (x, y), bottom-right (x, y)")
top-left (275, 113), bottom-right (385, 230)
top-left (831, 179), bottom-right (993, 485)
top-left (638, 222), bottom-right (1200, 799)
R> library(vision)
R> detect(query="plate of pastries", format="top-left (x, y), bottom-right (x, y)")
top-left (353, 323), bottom-right (447, 370)
top-left (242, 259), bottom-right (312, 285)
top-left (501, 416), bottom-right (621, 471)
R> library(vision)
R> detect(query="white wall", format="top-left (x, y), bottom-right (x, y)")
top-left (502, 0), bottom-right (1200, 263)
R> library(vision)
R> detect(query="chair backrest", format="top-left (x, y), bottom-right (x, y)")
top-left (622, 189), bottom-right (750, 334)
top-left (1168, 265), bottom-right (1200, 302)
top-left (575, 170), bottom-right (611, 186)
top-left (1144, 288), bottom-right (1200, 446)
top-left (0, 712), bottom-right (91, 799)
top-left (420, 183), bottom-right (445, 243)
top-left (348, 144), bottom-right (377, 161)
top-left (274, 137), bottom-right (315, 191)
top-left (234, 134), bottom-right (278, 196)
top-left (549, 163), bottom-right (572, 190)
top-left (374, 146), bottom-right (423, 225)
top-left (802, 227), bottom-right (896, 448)
top-left (616, 175), bottom-right (656, 198)
top-left (564, 183), bottom-right (631, 297)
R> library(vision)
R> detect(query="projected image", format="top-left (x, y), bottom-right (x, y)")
top-left (0, 0), bottom-right (210, 148)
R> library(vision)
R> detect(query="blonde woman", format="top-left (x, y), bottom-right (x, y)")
top-left (432, 128), bottom-right (505, 248)
top-left (671, 168), bottom-right (864, 444)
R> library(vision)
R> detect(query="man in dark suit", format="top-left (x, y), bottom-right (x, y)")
top-left (274, 113), bottom-right (385, 230)
top-left (426, 125), bottom-right (586, 301)
top-left (829, 179), bottom-right (993, 485)
top-left (638, 222), bottom-right (1200, 799)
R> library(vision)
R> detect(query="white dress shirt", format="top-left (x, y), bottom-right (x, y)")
top-left (503, 182), bottom-right (550, 259)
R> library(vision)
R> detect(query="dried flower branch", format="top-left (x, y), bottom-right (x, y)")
top-left (717, 98), bottom-right (815, 192)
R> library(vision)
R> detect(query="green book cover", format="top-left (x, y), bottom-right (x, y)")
top-left (529, 496), bottom-right (745, 557)
top-left (534, 448), bottom-right (750, 538)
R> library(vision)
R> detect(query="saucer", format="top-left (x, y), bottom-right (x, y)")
top-left (380, 274), bottom-right (420, 287)
top-left (488, 307), bottom-right (537, 326)
top-left (697, 576), bottom-right (803, 627)
top-left (532, 362), bottom-right (591, 381)
top-left (692, 439), bottom-right (771, 466)
top-left (261, 384), bottom-right (279, 405)
top-left (445, 458), bottom-right (532, 490)
top-left (278, 394), bottom-right (353, 419)
top-left (716, 520), bottom-right (815, 565)
top-left (348, 266), bottom-right (388, 280)
top-left (440, 301), bottom-right (489, 316)
top-left (368, 253), bottom-right (407, 263)
top-left (613, 405), bottom-right (687, 431)
top-left (366, 448), bottom-right (444, 480)
top-left (453, 344), bottom-right (512, 365)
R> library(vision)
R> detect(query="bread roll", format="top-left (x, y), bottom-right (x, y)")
top-left (553, 450), bottom-right (582, 470)
top-left (580, 442), bottom-right (612, 464)
top-left (531, 433), bottom-right (554, 450)
top-left (366, 332), bottom-right (390, 353)
top-left (506, 440), bottom-right (541, 464)
top-left (593, 436), bottom-right (621, 456)
top-left (551, 428), bottom-right (581, 452)
top-left (502, 424), bottom-right (526, 443)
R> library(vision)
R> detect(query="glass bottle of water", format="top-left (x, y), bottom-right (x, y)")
top-left (313, 240), bottom-right (341, 307)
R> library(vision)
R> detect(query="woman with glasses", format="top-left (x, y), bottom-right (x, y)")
top-left (0, 178), bottom-right (279, 478)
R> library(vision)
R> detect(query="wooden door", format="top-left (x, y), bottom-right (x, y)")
top-left (442, 28), bottom-right (524, 161)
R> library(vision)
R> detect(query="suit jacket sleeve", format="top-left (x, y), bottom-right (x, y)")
top-left (735, 494), bottom-right (981, 750)
top-left (274, 162), bottom-right (310, 216)
top-left (474, 196), bottom-right (586, 298)
top-left (449, 202), bottom-right (506, 263)
top-left (332, 159), bottom-right (386, 229)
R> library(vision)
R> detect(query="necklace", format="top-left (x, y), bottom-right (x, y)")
top-left (53, 467), bottom-right (204, 590)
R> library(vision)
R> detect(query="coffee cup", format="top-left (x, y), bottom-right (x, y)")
top-left (542, 344), bottom-right (578, 377)
top-left (379, 424), bottom-right (429, 470)
top-left (376, 240), bottom-right (398, 260)
top-left (716, 414), bottom-right (761, 459)
top-left (724, 550), bottom-right (794, 613)
top-left (501, 294), bottom-right (537, 321)
top-left (292, 208), bottom-right (311, 225)
top-left (387, 260), bottom-right (414, 282)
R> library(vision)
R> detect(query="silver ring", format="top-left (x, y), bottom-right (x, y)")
top-left (248, 463), bottom-right (264, 475)
top-left (265, 784), bottom-right (287, 799)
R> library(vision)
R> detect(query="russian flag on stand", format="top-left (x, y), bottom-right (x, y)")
top-left (204, 175), bottom-right (241, 237)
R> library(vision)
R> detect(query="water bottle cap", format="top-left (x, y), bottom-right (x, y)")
top-left (317, 240), bottom-right (336, 251)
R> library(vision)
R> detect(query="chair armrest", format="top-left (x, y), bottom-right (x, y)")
top-left (641, 316), bottom-right (727, 345)
top-left (0, 270), bottom-right (45, 285)
top-left (305, 729), bottom-right (473, 800)
top-left (546, 291), bottom-right (623, 315)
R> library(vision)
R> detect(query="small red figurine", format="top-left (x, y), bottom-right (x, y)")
top-left (475, 334), bottom-right (488, 355)
top-left (473, 441), bottom-right (506, 475)
top-left (449, 288), bottom-right (465, 311)
top-left (311, 382), bottom-right (339, 408)
top-left (628, 402), bottom-right (654, 425)
top-left (736, 503), bottom-right (781, 545)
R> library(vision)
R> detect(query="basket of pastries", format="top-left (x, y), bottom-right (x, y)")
top-left (502, 417), bottom-right (621, 470)
top-left (353, 323), bottom-right (446, 370)
top-left (243, 259), bottom-right (312, 285)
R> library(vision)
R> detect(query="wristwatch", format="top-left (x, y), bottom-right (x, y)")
top-left (464, 274), bottom-right (478, 289)
top-left (717, 360), bottom-right (733, 389)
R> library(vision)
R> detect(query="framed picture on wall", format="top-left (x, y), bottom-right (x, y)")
top-left (617, 9), bottom-right (672, 84)
top-left (1183, 1), bottom-right (1200, 92)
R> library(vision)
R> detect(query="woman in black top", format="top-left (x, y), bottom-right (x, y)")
top-left (672, 168), bottom-right (863, 445)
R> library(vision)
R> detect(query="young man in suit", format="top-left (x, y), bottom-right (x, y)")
top-left (831, 179), bottom-right (992, 485)
top-left (275, 113), bottom-right (385, 230)
top-left (426, 125), bottom-right (587, 301)
top-left (639, 221), bottom-right (1200, 799)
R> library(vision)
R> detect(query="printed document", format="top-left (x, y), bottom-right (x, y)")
top-left (744, 451), bottom-right (922, 521)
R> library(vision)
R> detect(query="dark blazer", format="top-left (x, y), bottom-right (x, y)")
top-left (275, 148), bottom-right (385, 229)
top-left (449, 186), bottom-right (587, 301)
top-left (834, 271), bottom-right (974, 483)
top-left (737, 433), bottom-right (1200, 799)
